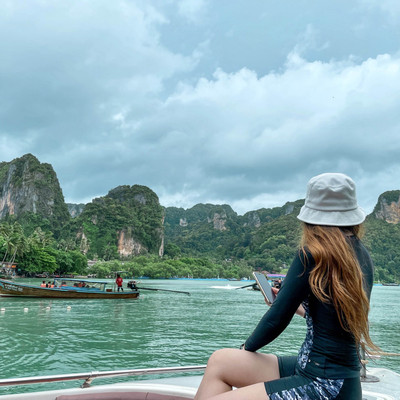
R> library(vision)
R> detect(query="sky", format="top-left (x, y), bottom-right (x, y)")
top-left (1, 0), bottom-right (400, 215)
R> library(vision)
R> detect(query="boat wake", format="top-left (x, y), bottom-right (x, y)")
top-left (210, 285), bottom-right (236, 290)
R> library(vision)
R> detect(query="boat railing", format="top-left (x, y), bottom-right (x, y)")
top-left (0, 365), bottom-right (207, 389)
top-left (360, 343), bottom-right (400, 384)
top-left (361, 348), bottom-right (380, 383)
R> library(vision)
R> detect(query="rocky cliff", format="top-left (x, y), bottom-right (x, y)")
top-left (0, 155), bottom-right (164, 259)
top-left (3, 154), bottom-right (400, 276)
top-left (0, 154), bottom-right (70, 234)
top-left (163, 200), bottom-right (306, 262)
top-left (165, 204), bottom-right (237, 230)
top-left (241, 200), bottom-right (304, 228)
top-left (164, 204), bottom-right (243, 256)
top-left (74, 185), bottom-right (164, 259)
top-left (373, 190), bottom-right (400, 224)
top-left (67, 203), bottom-right (85, 218)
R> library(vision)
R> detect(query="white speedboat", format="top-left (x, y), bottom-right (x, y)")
top-left (0, 365), bottom-right (399, 400)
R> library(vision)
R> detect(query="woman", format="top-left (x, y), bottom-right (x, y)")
top-left (195, 173), bottom-right (378, 400)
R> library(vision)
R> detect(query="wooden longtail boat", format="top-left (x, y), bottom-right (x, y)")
top-left (0, 278), bottom-right (140, 299)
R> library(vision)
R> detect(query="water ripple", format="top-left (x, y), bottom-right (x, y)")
top-left (0, 280), bottom-right (398, 396)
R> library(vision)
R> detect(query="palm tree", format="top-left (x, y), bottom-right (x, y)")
top-left (30, 227), bottom-right (54, 248)
top-left (57, 238), bottom-right (76, 251)
top-left (8, 222), bottom-right (27, 264)
top-left (0, 223), bottom-right (25, 264)
top-left (0, 223), bottom-right (14, 264)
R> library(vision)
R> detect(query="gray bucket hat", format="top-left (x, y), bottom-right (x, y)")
top-left (297, 173), bottom-right (366, 226)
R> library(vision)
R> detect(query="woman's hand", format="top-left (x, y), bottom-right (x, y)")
top-left (261, 287), bottom-right (277, 304)
top-left (272, 287), bottom-right (279, 296)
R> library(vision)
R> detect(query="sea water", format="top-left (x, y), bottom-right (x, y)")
top-left (0, 279), bottom-right (398, 395)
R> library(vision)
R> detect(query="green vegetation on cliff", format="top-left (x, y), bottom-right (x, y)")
top-left (1, 154), bottom-right (400, 282)
top-left (61, 185), bottom-right (164, 260)
top-left (363, 217), bottom-right (400, 282)
top-left (88, 255), bottom-right (252, 280)
top-left (164, 198), bottom-right (400, 282)
top-left (0, 221), bottom-right (87, 276)
top-left (164, 204), bottom-right (246, 258)
top-left (164, 200), bottom-right (305, 273)
top-left (0, 154), bottom-right (70, 238)
top-left (373, 190), bottom-right (400, 210)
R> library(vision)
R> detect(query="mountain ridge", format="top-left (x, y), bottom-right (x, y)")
top-left (1, 154), bottom-right (400, 282)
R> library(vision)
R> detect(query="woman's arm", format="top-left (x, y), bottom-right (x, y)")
top-left (244, 251), bottom-right (312, 352)
top-left (269, 287), bottom-right (306, 318)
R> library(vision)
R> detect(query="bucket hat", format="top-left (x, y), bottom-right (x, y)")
top-left (297, 173), bottom-right (366, 226)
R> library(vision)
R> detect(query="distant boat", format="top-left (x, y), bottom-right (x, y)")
top-left (382, 283), bottom-right (399, 286)
top-left (0, 278), bottom-right (140, 299)
top-left (0, 274), bottom-right (15, 280)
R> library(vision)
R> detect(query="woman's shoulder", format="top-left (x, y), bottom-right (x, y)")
top-left (296, 246), bottom-right (314, 264)
top-left (289, 247), bottom-right (315, 274)
top-left (349, 236), bottom-right (372, 259)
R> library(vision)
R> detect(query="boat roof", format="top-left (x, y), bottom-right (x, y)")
top-left (53, 278), bottom-right (109, 285)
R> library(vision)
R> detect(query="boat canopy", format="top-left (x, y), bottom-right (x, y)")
top-left (53, 278), bottom-right (110, 285)
top-left (53, 278), bottom-right (110, 291)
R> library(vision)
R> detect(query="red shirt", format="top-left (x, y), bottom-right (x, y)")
top-left (116, 277), bottom-right (123, 287)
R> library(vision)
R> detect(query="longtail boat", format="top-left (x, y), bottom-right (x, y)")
top-left (0, 278), bottom-right (140, 299)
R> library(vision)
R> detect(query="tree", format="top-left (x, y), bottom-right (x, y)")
top-left (19, 247), bottom-right (57, 275)
top-left (163, 243), bottom-right (181, 258)
top-left (0, 223), bottom-right (12, 263)
top-left (2, 222), bottom-right (28, 264)
top-left (70, 251), bottom-right (88, 274)
top-left (30, 227), bottom-right (54, 247)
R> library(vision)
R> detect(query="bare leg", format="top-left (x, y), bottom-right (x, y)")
top-left (194, 348), bottom-right (279, 400)
top-left (202, 382), bottom-right (270, 400)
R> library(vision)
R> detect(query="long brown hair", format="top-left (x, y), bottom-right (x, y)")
top-left (301, 223), bottom-right (379, 353)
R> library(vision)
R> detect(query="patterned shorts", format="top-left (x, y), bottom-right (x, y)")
top-left (264, 356), bottom-right (362, 400)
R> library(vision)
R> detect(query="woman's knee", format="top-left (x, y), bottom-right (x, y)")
top-left (207, 348), bottom-right (236, 369)
top-left (204, 349), bottom-right (279, 389)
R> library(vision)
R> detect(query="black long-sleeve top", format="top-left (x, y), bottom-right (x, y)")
top-left (244, 236), bottom-right (374, 379)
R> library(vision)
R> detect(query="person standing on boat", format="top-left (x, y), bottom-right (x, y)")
top-left (195, 173), bottom-right (379, 400)
top-left (116, 274), bottom-right (124, 292)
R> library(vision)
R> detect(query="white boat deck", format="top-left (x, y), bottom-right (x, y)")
top-left (361, 368), bottom-right (400, 400)
top-left (0, 367), bottom-right (398, 400)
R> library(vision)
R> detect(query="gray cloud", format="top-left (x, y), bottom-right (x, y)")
top-left (1, 0), bottom-right (400, 215)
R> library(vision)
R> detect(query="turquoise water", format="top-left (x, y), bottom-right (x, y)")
top-left (0, 279), bottom-right (399, 395)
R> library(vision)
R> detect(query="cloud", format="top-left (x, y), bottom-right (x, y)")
top-left (1, 1), bottom-right (400, 216)
top-left (359, 0), bottom-right (400, 23)
top-left (0, 0), bottom-right (197, 143)
top-left (176, 0), bottom-right (208, 23)
top-left (134, 51), bottom-right (400, 213)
